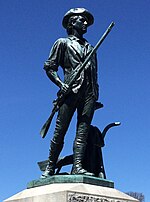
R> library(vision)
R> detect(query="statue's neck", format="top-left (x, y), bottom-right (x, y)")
top-left (71, 29), bottom-right (84, 41)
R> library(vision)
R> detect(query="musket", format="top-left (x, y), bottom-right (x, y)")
top-left (40, 22), bottom-right (115, 138)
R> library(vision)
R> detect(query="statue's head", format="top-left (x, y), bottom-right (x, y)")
top-left (62, 8), bottom-right (94, 35)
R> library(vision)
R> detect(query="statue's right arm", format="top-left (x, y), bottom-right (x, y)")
top-left (44, 65), bottom-right (63, 88)
top-left (44, 38), bottom-right (69, 94)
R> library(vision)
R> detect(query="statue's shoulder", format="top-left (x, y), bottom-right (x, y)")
top-left (54, 37), bottom-right (69, 45)
top-left (51, 37), bottom-right (70, 50)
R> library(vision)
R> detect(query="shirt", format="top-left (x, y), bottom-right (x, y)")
top-left (44, 35), bottom-right (99, 100)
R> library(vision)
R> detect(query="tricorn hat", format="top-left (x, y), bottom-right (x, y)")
top-left (62, 8), bottom-right (94, 29)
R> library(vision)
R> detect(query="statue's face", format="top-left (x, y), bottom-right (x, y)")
top-left (72, 15), bottom-right (88, 35)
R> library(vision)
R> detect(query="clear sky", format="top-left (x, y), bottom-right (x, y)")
top-left (0, 0), bottom-right (149, 201)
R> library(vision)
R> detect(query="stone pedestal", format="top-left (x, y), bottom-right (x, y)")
top-left (4, 175), bottom-right (138, 202)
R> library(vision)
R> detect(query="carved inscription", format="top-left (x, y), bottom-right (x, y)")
top-left (68, 192), bottom-right (130, 202)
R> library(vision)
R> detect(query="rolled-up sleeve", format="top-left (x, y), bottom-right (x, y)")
top-left (44, 38), bottom-right (66, 72)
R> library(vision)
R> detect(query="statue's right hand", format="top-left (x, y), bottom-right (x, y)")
top-left (60, 83), bottom-right (69, 94)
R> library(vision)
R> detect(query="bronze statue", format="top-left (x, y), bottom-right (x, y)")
top-left (40, 8), bottom-right (114, 179)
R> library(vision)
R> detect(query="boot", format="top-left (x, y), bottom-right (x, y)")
top-left (41, 140), bottom-right (63, 179)
top-left (71, 140), bottom-right (94, 176)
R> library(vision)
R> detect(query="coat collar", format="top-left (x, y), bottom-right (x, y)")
top-left (67, 35), bottom-right (92, 57)
top-left (68, 35), bottom-right (88, 45)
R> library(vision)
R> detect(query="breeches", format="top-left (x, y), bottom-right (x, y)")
top-left (52, 88), bottom-right (96, 147)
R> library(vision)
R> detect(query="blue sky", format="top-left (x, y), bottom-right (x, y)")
top-left (0, 0), bottom-right (149, 201)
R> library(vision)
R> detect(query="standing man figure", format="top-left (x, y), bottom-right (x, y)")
top-left (41, 8), bottom-right (99, 178)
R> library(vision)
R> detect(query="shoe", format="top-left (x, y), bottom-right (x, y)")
top-left (72, 167), bottom-right (94, 176)
top-left (40, 165), bottom-right (54, 179)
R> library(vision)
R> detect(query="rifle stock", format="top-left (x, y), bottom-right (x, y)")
top-left (40, 106), bottom-right (57, 138)
top-left (40, 22), bottom-right (115, 138)
top-left (40, 94), bottom-right (64, 138)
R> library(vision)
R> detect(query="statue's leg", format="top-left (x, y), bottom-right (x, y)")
top-left (41, 100), bottom-right (76, 178)
top-left (41, 139), bottom-right (64, 179)
top-left (72, 131), bottom-right (94, 176)
top-left (71, 95), bottom-right (95, 176)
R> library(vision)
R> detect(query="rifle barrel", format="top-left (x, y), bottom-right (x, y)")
top-left (84, 22), bottom-right (115, 67)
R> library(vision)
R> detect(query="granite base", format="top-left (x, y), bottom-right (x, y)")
top-left (4, 175), bottom-right (139, 202)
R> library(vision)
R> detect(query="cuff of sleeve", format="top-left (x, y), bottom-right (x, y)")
top-left (43, 61), bottom-right (58, 71)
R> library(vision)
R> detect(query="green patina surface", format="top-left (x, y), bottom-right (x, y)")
top-left (27, 175), bottom-right (114, 189)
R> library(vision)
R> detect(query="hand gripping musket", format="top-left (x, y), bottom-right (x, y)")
top-left (40, 22), bottom-right (115, 138)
